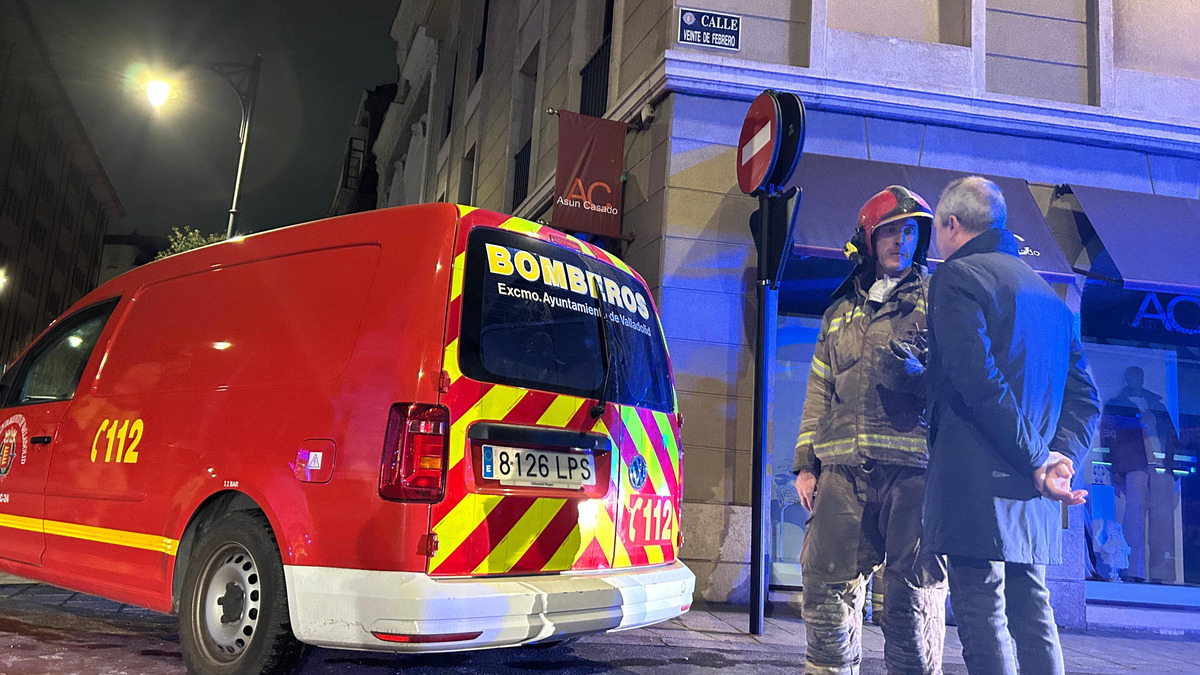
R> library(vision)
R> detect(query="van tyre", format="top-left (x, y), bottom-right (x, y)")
top-left (180, 511), bottom-right (308, 675)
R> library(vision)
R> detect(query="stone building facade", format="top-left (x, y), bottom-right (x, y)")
top-left (376, 0), bottom-right (1200, 628)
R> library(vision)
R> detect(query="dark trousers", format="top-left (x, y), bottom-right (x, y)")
top-left (801, 462), bottom-right (948, 674)
top-left (946, 557), bottom-right (1064, 675)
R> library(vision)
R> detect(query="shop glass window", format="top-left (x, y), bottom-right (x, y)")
top-left (1083, 338), bottom-right (1200, 586)
top-left (769, 315), bottom-right (823, 588)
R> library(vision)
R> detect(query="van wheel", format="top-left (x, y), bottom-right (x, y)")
top-left (179, 511), bottom-right (308, 675)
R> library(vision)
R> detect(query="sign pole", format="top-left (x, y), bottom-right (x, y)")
top-left (737, 90), bottom-right (805, 637)
top-left (750, 190), bottom-right (772, 635)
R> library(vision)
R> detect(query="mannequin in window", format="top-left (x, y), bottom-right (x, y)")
top-left (1100, 366), bottom-right (1180, 583)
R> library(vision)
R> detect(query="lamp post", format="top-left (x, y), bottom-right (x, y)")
top-left (146, 54), bottom-right (262, 240)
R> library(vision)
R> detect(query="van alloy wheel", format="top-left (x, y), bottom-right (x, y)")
top-left (194, 542), bottom-right (263, 663)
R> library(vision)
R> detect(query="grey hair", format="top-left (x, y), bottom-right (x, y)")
top-left (937, 176), bottom-right (1006, 233)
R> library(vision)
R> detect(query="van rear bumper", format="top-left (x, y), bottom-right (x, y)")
top-left (284, 560), bottom-right (695, 652)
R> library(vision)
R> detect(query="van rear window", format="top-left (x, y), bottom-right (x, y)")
top-left (460, 228), bottom-right (673, 412)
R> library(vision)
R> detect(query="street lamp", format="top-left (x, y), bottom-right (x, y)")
top-left (145, 54), bottom-right (263, 240)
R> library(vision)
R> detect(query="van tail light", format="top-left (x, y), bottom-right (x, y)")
top-left (379, 403), bottom-right (449, 502)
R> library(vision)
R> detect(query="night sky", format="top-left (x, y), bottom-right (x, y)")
top-left (27, 1), bottom-right (401, 239)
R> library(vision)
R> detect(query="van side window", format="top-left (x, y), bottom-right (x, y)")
top-left (13, 301), bottom-right (116, 405)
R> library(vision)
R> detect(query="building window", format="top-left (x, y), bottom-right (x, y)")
top-left (474, 0), bottom-right (491, 82)
top-left (68, 166), bottom-right (84, 194)
top-left (512, 140), bottom-right (532, 208)
top-left (53, 247), bottom-right (69, 274)
top-left (510, 46), bottom-right (539, 209)
top-left (343, 137), bottom-right (366, 190)
top-left (46, 289), bottom-right (61, 316)
top-left (21, 269), bottom-right (40, 298)
top-left (13, 136), bottom-right (33, 173)
top-left (92, 208), bottom-right (107, 240)
top-left (444, 54), bottom-right (459, 141)
top-left (73, 269), bottom-right (87, 295)
top-left (29, 219), bottom-right (48, 250)
top-left (38, 170), bottom-right (56, 206)
top-left (459, 145), bottom-right (476, 205)
top-left (1, 186), bottom-right (22, 223)
top-left (579, 0), bottom-right (615, 117)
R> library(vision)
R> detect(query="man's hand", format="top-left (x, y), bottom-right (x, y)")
top-left (795, 470), bottom-right (817, 511)
top-left (888, 339), bottom-right (925, 378)
top-left (1033, 452), bottom-right (1087, 506)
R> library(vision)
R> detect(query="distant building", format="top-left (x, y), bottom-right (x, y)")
top-left (330, 83), bottom-right (399, 215)
top-left (98, 233), bottom-right (166, 285)
top-left (0, 0), bottom-right (123, 364)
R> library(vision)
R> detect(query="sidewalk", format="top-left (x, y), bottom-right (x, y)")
top-left (2, 573), bottom-right (1198, 673)
top-left (629, 603), bottom-right (1200, 673)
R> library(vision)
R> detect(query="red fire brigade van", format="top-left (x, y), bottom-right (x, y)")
top-left (0, 204), bottom-right (693, 674)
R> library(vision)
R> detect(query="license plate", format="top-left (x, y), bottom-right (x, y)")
top-left (481, 445), bottom-right (596, 489)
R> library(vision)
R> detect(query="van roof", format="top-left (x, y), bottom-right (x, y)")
top-left (71, 204), bottom-right (651, 318)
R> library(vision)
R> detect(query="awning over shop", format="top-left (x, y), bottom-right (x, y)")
top-left (787, 153), bottom-right (1075, 283)
top-left (1064, 184), bottom-right (1200, 296)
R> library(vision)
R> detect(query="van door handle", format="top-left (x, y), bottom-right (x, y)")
top-left (31, 436), bottom-right (52, 445)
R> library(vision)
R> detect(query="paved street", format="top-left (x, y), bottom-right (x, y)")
top-left (2, 575), bottom-right (1199, 674)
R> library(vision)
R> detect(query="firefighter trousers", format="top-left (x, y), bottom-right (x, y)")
top-left (800, 462), bottom-right (948, 675)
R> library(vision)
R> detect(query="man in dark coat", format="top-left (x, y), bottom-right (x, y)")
top-left (924, 176), bottom-right (1101, 675)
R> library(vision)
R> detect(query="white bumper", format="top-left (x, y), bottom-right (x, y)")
top-left (284, 561), bottom-right (695, 652)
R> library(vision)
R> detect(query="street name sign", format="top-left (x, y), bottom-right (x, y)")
top-left (677, 8), bottom-right (741, 51)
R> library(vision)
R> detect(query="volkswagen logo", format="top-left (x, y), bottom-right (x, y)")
top-left (628, 455), bottom-right (649, 490)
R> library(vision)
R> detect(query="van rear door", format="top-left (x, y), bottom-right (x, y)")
top-left (428, 208), bottom-right (680, 576)
top-left (430, 210), bottom-right (632, 576)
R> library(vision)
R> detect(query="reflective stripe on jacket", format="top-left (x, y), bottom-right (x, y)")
top-left (793, 265), bottom-right (930, 474)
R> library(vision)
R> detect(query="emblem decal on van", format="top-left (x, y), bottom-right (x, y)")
top-left (628, 455), bottom-right (649, 490)
top-left (0, 415), bottom-right (29, 479)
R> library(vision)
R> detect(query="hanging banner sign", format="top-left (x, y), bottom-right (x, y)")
top-left (678, 8), bottom-right (741, 51)
top-left (553, 110), bottom-right (626, 239)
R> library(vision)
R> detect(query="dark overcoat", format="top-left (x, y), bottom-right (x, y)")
top-left (923, 228), bottom-right (1101, 564)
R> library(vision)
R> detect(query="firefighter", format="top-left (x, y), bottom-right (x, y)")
top-left (793, 186), bottom-right (948, 674)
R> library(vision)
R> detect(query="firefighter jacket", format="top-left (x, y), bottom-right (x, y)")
top-left (793, 265), bottom-right (930, 474)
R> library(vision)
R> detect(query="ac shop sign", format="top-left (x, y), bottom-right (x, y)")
top-left (1084, 288), bottom-right (1200, 346)
top-left (553, 110), bottom-right (626, 239)
top-left (555, 180), bottom-right (618, 216)
top-left (1132, 292), bottom-right (1200, 335)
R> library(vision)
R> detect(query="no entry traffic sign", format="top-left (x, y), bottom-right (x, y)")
top-left (737, 92), bottom-right (780, 195)
top-left (737, 90), bottom-right (806, 196)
